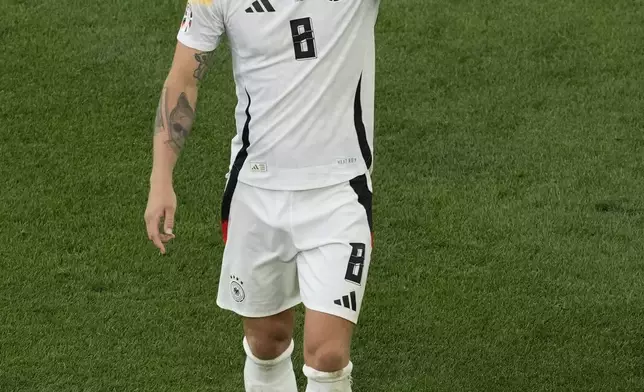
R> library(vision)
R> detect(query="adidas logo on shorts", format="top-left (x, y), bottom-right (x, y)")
top-left (334, 291), bottom-right (357, 312)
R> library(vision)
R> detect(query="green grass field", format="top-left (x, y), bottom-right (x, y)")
top-left (2, 0), bottom-right (644, 390)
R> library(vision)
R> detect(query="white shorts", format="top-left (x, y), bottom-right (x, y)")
top-left (216, 174), bottom-right (373, 324)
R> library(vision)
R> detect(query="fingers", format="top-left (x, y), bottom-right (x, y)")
top-left (145, 206), bottom-right (177, 254)
top-left (163, 206), bottom-right (176, 238)
top-left (159, 231), bottom-right (175, 243)
top-left (152, 232), bottom-right (166, 254)
top-left (159, 206), bottom-right (176, 244)
top-left (145, 212), bottom-right (166, 254)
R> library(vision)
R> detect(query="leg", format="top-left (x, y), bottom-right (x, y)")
top-left (303, 309), bottom-right (355, 391)
top-left (244, 309), bottom-right (295, 360)
top-left (293, 174), bottom-right (374, 392)
top-left (243, 309), bottom-right (298, 392)
top-left (217, 182), bottom-right (301, 392)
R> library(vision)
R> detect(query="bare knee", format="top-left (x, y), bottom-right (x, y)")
top-left (244, 310), bottom-right (294, 360)
top-left (305, 341), bottom-right (349, 372)
top-left (246, 333), bottom-right (291, 360)
top-left (304, 310), bottom-right (353, 372)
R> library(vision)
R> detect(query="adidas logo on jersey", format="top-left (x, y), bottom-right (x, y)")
top-left (250, 162), bottom-right (267, 172)
top-left (245, 0), bottom-right (275, 13)
top-left (334, 291), bottom-right (357, 312)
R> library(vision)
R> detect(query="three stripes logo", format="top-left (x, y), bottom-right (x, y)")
top-left (245, 0), bottom-right (275, 13)
top-left (334, 291), bottom-right (358, 312)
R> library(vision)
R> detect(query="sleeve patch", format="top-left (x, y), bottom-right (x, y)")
top-left (180, 3), bottom-right (193, 33)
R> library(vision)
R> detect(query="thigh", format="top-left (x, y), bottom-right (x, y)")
top-left (295, 174), bottom-right (373, 325)
top-left (217, 182), bottom-right (301, 318)
top-left (303, 308), bottom-right (354, 370)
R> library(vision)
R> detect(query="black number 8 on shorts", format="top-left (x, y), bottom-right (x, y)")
top-left (345, 243), bottom-right (366, 286)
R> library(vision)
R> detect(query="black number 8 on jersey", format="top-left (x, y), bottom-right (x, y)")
top-left (290, 18), bottom-right (317, 60)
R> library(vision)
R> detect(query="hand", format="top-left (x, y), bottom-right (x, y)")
top-left (144, 176), bottom-right (177, 254)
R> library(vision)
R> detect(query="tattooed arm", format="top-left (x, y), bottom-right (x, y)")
top-left (152, 42), bottom-right (215, 175)
top-left (145, 42), bottom-right (216, 253)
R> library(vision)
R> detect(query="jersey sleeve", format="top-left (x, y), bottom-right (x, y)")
top-left (176, 0), bottom-right (225, 52)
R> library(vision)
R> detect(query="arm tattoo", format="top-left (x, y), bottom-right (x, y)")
top-left (165, 92), bottom-right (195, 154)
top-left (193, 50), bottom-right (216, 81)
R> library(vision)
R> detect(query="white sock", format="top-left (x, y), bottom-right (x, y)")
top-left (243, 336), bottom-right (298, 392)
top-left (303, 362), bottom-right (353, 392)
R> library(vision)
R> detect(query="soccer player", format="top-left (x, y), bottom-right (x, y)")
top-left (144, 0), bottom-right (380, 390)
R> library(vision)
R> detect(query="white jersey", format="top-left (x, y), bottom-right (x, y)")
top-left (177, 0), bottom-right (380, 190)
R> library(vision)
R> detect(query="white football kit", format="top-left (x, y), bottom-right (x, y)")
top-left (177, 0), bottom-right (379, 323)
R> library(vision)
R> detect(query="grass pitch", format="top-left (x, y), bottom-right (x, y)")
top-left (1, 0), bottom-right (643, 390)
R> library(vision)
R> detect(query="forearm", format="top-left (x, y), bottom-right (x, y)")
top-left (151, 78), bottom-right (198, 180)
top-left (150, 42), bottom-right (216, 182)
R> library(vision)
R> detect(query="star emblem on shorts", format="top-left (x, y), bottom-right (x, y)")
top-left (230, 275), bottom-right (246, 303)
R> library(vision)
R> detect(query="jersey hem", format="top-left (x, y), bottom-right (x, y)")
top-left (235, 169), bottom-right (370, 191)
